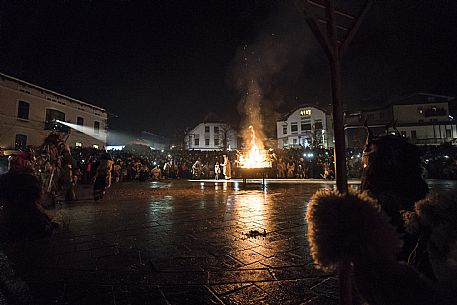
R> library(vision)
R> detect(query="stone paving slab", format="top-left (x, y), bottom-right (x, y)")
top-left (1, 180), bottom-right (339, 304)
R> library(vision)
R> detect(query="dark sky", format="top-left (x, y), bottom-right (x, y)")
top-left (1, 0), bottom-right (456, 138)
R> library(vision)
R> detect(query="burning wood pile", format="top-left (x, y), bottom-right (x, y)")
top-left (237, 125), bottom-right (272, 169)
top-left (237, 126), bottom-right (273, 182)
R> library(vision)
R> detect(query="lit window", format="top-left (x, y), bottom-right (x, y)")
top-left (300, 109), bottom-right (312, 116)
top-left (75, 142), bottom-right (82, 147)
top-left (93, 144), bottom-right (99, 149)
top-left (17, 101), bottom-right (30, 120)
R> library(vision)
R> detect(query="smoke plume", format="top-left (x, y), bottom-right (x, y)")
top-left (227, 1), bottom-right (309, 147)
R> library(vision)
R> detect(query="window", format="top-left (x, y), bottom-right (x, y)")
top-left (94, 121), bottom-right (100, 134)
top-left (282, 126), bottom-right (287, 134)
top-left (45, 109), bottom-right (67, 131)
top-left (205, 139), bottom-right (210, 146)
top-left (214, 138), bottom-right (219, 146)
top-left (314, 120), bottom-right (323, 130)
top-left (401, 131), bottom-right (406, 138)
top-left (300, 109), bottom-right (311, 116)
top-left (446, 129), bottom-right (452, 138)
top-left (214, 126), bottom-right (219, 134)
top-left (93, 144), bottom-right (99, 149)
top-left (194, 138), bottom-right (200, 146)
top-left (17, 101), bottom-right (30, 120)
top-left (293, 138), bottom-right (297, 145)
top-left (77, 117), bottom-right (84, 126)
top-left (46, 108), bottom-right (65, 122)
top-left (75, 142), bottom-right (82, 147)
top-left (301, 122), bottom-right (311, 131)
top-left (15, 134), bottom-right (27, 150)
top-left (411, 130), bottom-right (417, 140)
top-left (291, 122), bottom-right (298, 133)
top-left (205, 126), bottom-right (210, 133)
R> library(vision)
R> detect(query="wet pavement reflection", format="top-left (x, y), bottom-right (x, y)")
top-left (1, 179), bottom-right (454, 304)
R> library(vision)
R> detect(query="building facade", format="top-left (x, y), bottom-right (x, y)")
top-left (345, 93), bottom-right (456, 147)
top-left (185, 122), bottom-right (238, 151)
top-left (0, 72), bottom-right (107, 150)
top-left (276, 105), bottom-right (333, 148)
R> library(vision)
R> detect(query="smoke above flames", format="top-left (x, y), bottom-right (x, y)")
top-left (227, 1), bottom-right (310, 148)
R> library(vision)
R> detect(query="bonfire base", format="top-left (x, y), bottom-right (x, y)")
top-left (238, 167), bottom-right (274, 185)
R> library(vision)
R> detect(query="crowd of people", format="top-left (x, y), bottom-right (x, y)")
top-left (1, 133), bottom-right (456, 303)
top-left (69, 145), bottom-right (360, 185)
top-left (67, 143), bottom-right (457, 185)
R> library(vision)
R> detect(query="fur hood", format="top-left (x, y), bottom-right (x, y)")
top-left (306, 189), bottom-right (457, 304)
top-left (306, 189), bottom-right (402, 271)
top-left (404, 193), bottom-right (457, 290)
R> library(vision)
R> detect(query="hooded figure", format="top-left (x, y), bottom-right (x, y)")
top-left (305, 127), bottom-right (457, 304)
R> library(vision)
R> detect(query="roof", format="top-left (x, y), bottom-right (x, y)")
top-left (278, 104), bottom-right (330, 121)
top-left (0, 72), bottom-right (106, 112)
top-left (349, 92), bottom-right (456, 114)
top-left (389, 92), bottom-right (454, 106)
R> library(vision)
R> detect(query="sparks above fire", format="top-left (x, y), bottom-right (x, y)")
top-left (237, 125), bottom-right (272, 169)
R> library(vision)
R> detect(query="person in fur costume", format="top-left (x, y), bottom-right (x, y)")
top-left (92, 152), bottom-right (114, 200)
top-left (361, 131), bottom-right (433, 275)
top-left (306, 190), bottom-right (456, 305)
top-left (0, 153), bottom-right (54, 240)
top-left (305, 127), bottom-right (457, 304)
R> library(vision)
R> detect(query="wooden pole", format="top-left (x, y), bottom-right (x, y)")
top-left (302, 1), bottom-right (372, 304)
top-left (327, 0), bottom-right (348, 194)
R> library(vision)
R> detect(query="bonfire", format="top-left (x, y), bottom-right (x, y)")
top-left (237, 125), bottom-right (272, 169)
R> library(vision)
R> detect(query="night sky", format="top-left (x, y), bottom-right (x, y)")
top-left (1, 0), bottom-right (456, 138)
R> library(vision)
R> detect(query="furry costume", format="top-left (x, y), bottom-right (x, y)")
top-left (306, 189), bottom-right (457, 305)
top-left (92, 153), bottom-right (114, 200)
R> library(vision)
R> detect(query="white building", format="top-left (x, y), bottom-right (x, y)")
top-left (276, 105), bottom-right (333, 148)
top-left (345, 93), bottom-right (456, 147)
top-left (185, 122), bottom-right (238, 151)
top-left (0, 72), bottom-right (107, 150)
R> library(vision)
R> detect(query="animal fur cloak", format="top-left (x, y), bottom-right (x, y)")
top-left (306, 189), bottom-right (457, 305)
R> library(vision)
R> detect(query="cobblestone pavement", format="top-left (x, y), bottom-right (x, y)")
top-left (2, 180), bottom-right (349, 305)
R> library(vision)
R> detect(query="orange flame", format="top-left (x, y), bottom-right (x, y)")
top-left (238, 125), bottom-right (271, 168)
